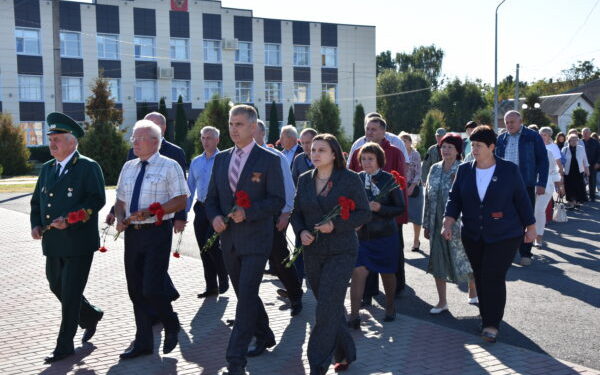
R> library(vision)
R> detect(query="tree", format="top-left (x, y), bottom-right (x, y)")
top-left (158, 97), bottom-right (174, 142)
top-left (418, 109), bottom-right (446, 156)
top-left (79, 76), bottom-right (128, 185)
top-left (307, 93), bottom-right (342, 138)
top-left (561, 59), bottom-right (600, 84)
top-left (430, 78), bottom-right (486, 131)
top-left (396, 45), bottom-right (444, 88)
top-left (174, 95), bottom-right (188, 148)
top-left (137, 102), bottom-right (151, 120)
top-left (353, 103), bottom-right (366, 141)
top-left (187, 96), bottom-right (232, 158)
top-left (521, 92), bottom-right (550, 127)
top-left (376, 50), bottom-right (396, 75)
top-left (587, 98), bottom-right (600, 133)
top-left (569, 107), bottom-right (588, 129)
top-left (0, 113), bottom-right (31, 176)
top-left (268, 101), bottom-right (280, 145)
top-left (376, 69), bottom-right (431, 133)
top-left (473, 108), bottom-right (493, 125)
top-left (287, 105), bottom-right (296, 127)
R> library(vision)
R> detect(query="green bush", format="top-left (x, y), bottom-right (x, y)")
top-left (0, 113), bottom-right (31, 176)
top-left (418, 109), bottom-right (446, 157)
top-left (353, 103), bottom-right (366, 141)
top-left (28, 145), bottom-right (52, 162)
top-left (187, 96), bottom-right (232, 158)
top-left (307, 93), bottom-right (342, 138)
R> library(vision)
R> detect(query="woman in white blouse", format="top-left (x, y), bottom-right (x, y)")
top-left (533, 143), bottom-right (561, 248)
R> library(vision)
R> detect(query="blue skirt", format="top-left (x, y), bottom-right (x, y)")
top-left (356, 234), bottom-right (400, 274)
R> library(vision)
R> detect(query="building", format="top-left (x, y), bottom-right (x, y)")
top-left (497, 93), bottom-right (594, 132)
top-left (0, 0), bottom-right (376, 145)
top-left (565, 78), bottom-right (600, 104)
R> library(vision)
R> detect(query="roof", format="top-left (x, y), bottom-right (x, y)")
top-left (564, 79), bottom-right (600, 104)
top-left (498, 92), bottom-right (594, 117)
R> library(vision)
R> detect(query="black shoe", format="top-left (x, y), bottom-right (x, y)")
top-left (247, 338), bottom-right (275, 357)
top-left (44, 351), bottom-right (73, 363)
top-left (82, 311), bottom-right (103, 343)
top-left (360, 296), bottom-right (372, 308)
top-left (411, 242), bottom-right (421, 252)
top-left (290, 299), bottom-right (303, 316)
top-left (277, 288), bottom-right (289, 299)
top-left (219, 282), bottom-right (229, 294)
top-left (119, 346), bottom-right (153, 359)
top-left (197, 289), bottom-right (219, 298)
top-left (347, 317), bottom-right (360, 330)
top-left (163, 321), bottom-right (181, 354)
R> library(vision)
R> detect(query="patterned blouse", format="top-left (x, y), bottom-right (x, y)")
top-left (405, 149), bottom-right (422, 186)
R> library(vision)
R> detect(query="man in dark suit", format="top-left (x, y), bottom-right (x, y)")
top-left (206, 105), bottom-right (285, 375)
top-left (30, 112), bottom-right (105, 363)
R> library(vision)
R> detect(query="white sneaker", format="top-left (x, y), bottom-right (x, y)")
top-left (468, 296), bottom-right (479, 305)
top-left (429, 305), bottom-right (448, 314)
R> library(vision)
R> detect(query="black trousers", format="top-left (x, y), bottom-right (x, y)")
top-left (519, 187), bottom-right (536, 258)
top-left (364, 227), bottom-right (404, 298)
top-left (588, 170), bottom-right (597, 201)
top-left (193, 201), bottom-right (228, 291)
top-left (463, 235), bottom-right (521, 330)
top-left (46, 253), bottom-right (103, 355)
top-left (222, 248), bottom-right (272, 370)
top-left (270, 224), bottom-right (303, 301)
top-left (124, 220), bottom-right (179, 349)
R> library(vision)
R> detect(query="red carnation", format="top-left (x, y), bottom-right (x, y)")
top-left (173, 252), bottom-right (180, 258)
top-left (149, 202), bottom-right (162, 212)
top-left (67, 211), bottom-right (80, 224)
top-left (235, 191), bottom-right (252, 209)
top-left (77, 209), bottom-right (88, 221)
top-left (98, 246), bottom-right (107, 253)
top-left (148, 202), bottom-right (165, 225)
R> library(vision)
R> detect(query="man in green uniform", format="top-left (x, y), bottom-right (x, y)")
top-left (30, 112), bottom-right (106, 363)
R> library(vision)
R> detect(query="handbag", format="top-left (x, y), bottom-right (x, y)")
top-left (552, 197), bottom-right (568, 223)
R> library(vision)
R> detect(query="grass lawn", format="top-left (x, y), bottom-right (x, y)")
top-left (0, 184), bottom-right (36, 193)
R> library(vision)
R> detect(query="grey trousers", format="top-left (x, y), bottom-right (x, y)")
top-left (304, 251), bottom-right (357, 374)
top-left (222, 247), bottom-right (272, 370)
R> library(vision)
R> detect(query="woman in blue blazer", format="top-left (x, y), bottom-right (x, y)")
top-left (443, 126), bottom-right (536, 343)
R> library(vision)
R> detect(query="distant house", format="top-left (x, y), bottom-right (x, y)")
top-left (564, 78), bottom-right (600, 104)
top-left (497, 93), bottom-right (594, 132)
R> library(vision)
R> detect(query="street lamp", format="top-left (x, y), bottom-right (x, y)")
top-left (522, 103), bottom-right (541, 109)
top-left (493, 0), bottom-right (507, 132)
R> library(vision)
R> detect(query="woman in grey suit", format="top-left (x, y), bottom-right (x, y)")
top-left (291, 134), bottom-right (371, 375)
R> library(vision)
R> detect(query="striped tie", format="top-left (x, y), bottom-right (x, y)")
top-left (229, 149), bottom-right (243, 193)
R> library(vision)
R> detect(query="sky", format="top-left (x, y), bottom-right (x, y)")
top-left (222, 0), bottom-right (600, 85)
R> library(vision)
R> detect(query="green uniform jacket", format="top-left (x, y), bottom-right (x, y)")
top-left (30, 151), bottom-right (106, 257)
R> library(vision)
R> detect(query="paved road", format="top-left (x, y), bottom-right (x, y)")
top-left (1, 189), bottom-right (599, 372)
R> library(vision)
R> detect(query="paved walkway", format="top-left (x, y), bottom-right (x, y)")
top-left (0, 206), bottom-right (598, 375)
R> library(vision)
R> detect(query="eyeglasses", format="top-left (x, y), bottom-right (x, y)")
top-left (129, 136), bottom-right (156, 143)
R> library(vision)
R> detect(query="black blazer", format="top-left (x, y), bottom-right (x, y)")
top-left (444, 157), bottom-right (535, 243)
top-left (357, 170), bottom-right (405, 240)
top-left (205, 144), bottom-right (285, 256)
top-left (291, 168), bottom-right (371, 256)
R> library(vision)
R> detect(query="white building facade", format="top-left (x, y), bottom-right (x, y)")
top-left (0, 0), bottom-right (376, 145)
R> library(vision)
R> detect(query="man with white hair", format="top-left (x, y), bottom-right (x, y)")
top-left (114, 120), bottom-right (189, 359)
top-left (187, 126), bottom-right (229, 298)
top-left (30, 112), bottom-right (106, 363)
top-left (279, 125), bottom-right (302, 168)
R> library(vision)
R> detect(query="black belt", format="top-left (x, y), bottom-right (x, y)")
top-left (128, 219), bottom-right (172, 230)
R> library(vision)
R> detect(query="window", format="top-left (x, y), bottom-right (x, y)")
top-left (204, 40), bottom-right (221, 63)
top-left (204, 81), bottom-right (222, 101)
top-left (172, 80), bottom-right (190, 102)
top-left (264, 43), bottom-right (281, 66)
top-left (19, 75), bottom-right (43, 101)
top-left (322, 83), bottom-right (337, 103)
top-left (235, 81), bottom-right (253, 103)
top-left (235, 41), bottom-right (252, 63)
top-left (60, 32), bottom-right (81, 58)
top-left (19, 122), bottom-right (45, 146)
top-left (321, 47), bottom-right (337, 67)
top-left (170, 38), bottom-right (189, 61)
top-left (62, 77), bottom-right (83, 102)
top-left (97, 34), bottom-right (119, 59)
top-left (294, 82), bottom-right (310, 103)
top-left (107, 78), bottom-right (121, 102)
top-left (293, 45), bottom-right (310, 66)
top-left (135, 79), bottom-right (157, 102)
top-left (265, 82), bottom-right (282, 103)
top-left (15, 28), bottom-right (40, 55)
top-left (134, 36), bottom-right (155, 60)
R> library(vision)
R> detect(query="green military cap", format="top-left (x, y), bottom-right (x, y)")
top-left (46, 112), bottom-right (84, 138)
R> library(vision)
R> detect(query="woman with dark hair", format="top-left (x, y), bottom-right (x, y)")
top-left (423, 134), bottom-right (477, 314)
top-left (348, 142), bottom-right (405, 328)
top-left (555, 132), bottom-right (566, 150)
top-left (291, 134), bottom-right (371, 374)
top-left (443, 126), bottom-right (536, 343)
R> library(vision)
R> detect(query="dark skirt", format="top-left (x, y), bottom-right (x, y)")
top-left (564, 171), bottom-right (586, 202)
top-left (357, 234), bottom-right (399, 273)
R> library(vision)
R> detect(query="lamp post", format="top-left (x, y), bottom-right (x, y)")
top-left (493, 0), bottom-right (507, 132)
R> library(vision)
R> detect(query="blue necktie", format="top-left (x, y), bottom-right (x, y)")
top-left (130, 161), bottom-right (148, 214)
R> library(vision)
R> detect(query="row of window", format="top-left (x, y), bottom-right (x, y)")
top-left (16, 75), bottom-right (338, 104)
top-left (16, 28), bottom-right (338, 66)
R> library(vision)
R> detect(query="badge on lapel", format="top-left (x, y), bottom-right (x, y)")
top-left (251, 172), bottom-right (262, 183)
top-left (67, 187), bottom-right (74, 197)
top-left (492, 176), bottom-right (498, 182)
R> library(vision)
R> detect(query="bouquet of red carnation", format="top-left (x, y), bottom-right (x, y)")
top-left (201, 191), bottom-right (252, 253)
top-left (148, 202), bottom-right (165, 226)
top-left (372, 170), bottom-right (405, 202)
top-left (42, 208), bottom-right (92, 234)
top-left (283, 196), bottom-right (356, 268)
